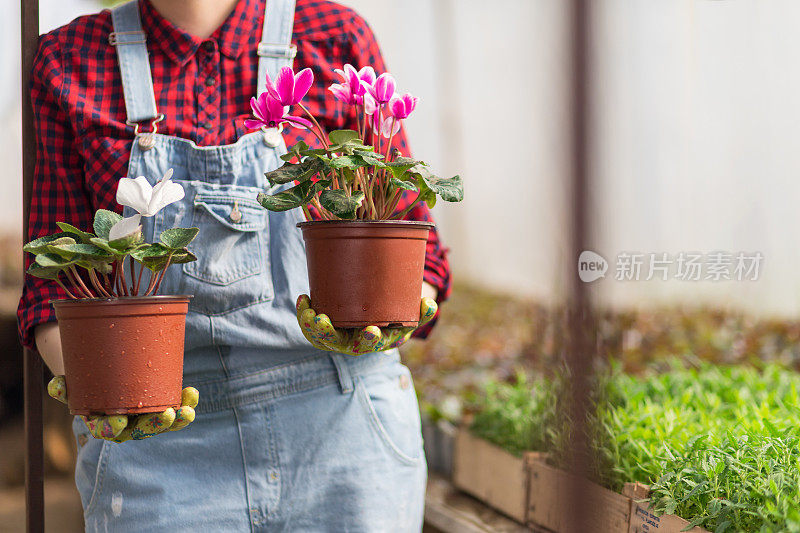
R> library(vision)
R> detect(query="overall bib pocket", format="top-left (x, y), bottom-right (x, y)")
top-left (178, 186), bottom-right (274, 315)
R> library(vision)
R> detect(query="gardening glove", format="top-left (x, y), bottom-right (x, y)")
top-left (296, 294), bottom-right (437, 356)
top-left (47, 376), bottom-right (199, 443)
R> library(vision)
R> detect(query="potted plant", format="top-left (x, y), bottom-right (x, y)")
top-left (23, 169), bottom-right (199, 416)
top-left (249, 65), bottom-right (464, 328)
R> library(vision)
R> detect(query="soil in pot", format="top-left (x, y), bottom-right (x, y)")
top-left (52, 296), bottom-right (190, 416)
top-left (297, 220), bottom-right (433, 328)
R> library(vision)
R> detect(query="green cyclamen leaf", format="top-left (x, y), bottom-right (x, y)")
top-left (26, 264), bottom-right (64, 281)
top-left (89, 237), bottom-right (121, 256)
top-left (93, 209), bottom-right (123, 240)
top-left (23, 233), bottom-right (76, 255)
top-left (419, 173), bottom-right (463, 202)
top-left (326, 154), bottom-right (379, 170)
top-left (257, 180), bottom-right (319, 212)
top-left (354, 150), bottom-right (384, 166)
top-left (390, 177), bottom-right (418, 192)
top-left (35, 253), bottom-right (75, 268)
top-left (319, 189), bottom-right (365, 220)
top-left (49, 243), bottom-right (112, 260)
top-left (160, 227), bottom-right (200, 249)
top-left (264, 158), bottom-right (325, 186)
top-left (55, 222), bottom-right (95, 243)
top-left (280, 140), bottom-right (310, 162)
top-left (328, 130), bottom-right (361, 146)
top-left (143, 250), bottom-right (197, 272)
top-left (108, 229), bottom-right (143, 251)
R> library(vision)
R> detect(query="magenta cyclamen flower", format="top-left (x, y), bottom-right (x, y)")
top-left (266, 66), bottom-right (314, 106)
top-left (334, 64), bottom-right (375, 96)
top-left (389, 93), bottom-right (419, 120)
top-left (329, 83), bottom-right (359, 106)
top-left (372, 112), bottom-right (400, 139)
top-left (364, 73), bottom-right (396, 104)
top-left (245, 92), bottom-right (313, 130)
top-left (331, 64), bottom-right (379, 109)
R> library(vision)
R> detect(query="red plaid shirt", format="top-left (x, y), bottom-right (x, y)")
top-left (18, 0), bottom-right (451, 349)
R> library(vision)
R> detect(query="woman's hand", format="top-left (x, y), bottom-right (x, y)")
top-left (296, 294), bottom-right (437, 355)
top-left (48, 377), bottom-right (199, 443)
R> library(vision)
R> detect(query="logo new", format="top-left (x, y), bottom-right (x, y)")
top-left (578, 251), bottom-right (607, 283)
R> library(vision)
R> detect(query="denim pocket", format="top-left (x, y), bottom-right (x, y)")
top-left (72, 419), bottom-right (111, 516)
top-left (178, 187), bottom-right (274, 315)
top-left (356, 365), bottom-right (424, 466)
top-left (183, 193), bottom-right (266, 284)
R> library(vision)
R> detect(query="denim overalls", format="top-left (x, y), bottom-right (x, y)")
top-left (71, 1), bottom-right (426, 530)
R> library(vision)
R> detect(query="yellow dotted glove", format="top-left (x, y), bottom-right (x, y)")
top-left (47, 376), bottom-right (199, 443)
top-left (296, 294), bottom-right (437, 356)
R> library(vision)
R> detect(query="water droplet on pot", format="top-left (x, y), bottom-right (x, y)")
top-left (121, 351), bottom-right (125, 355)
top-left (147, 361), bottom-right (152, 368)
top-left (137, 402), bottom-right (143, 408)
top-left (109, 323), bottom-right (115, 328)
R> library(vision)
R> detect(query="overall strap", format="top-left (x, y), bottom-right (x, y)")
top-left (257, 0), bottom-right (298, 96)
top-left (109, 1), bottom-right (161, 125)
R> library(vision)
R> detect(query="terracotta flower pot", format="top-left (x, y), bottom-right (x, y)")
top-left (297, 220), bottom-right (433, 328)
top-left (51, 296), bottom-right (190, 416)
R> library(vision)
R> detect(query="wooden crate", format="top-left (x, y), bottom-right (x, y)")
top-left (452, 428), bottom-right (530, 523)
top-left (452, 429), bottom-right (711, 532)
top-left (624, 483), bottom-right (709, 533)
top-left (526, 456), bottom-right (631, 533)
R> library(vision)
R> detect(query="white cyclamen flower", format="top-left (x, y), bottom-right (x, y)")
top-left (109, 169), bottom-right (185, 241)
top-left (108, 214), bottom-right (142, 242)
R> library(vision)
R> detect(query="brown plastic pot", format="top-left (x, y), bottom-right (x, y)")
top-left (51, 296), bottom-right (190, 416)
top-left (297, 220), bottom-right (433, 328)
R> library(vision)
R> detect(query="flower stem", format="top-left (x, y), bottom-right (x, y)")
top-left (382, 189), bottom-right (404, 219)
top-left (143, 268), bottom-right (159, 296)
top-left (55, 274), bottom-right (79, 300)
top-left (149, 255), bottom-right (173, 296)
top-left (394, 191), bottom-right (422, 221)
top-left (297, 103), bottom-right (328, 148)
top-left (118, 260), bottom-right (129, 296)
top-left (88, 269), bottom-right (112, 298)
top-left (112, 261), bottom-right (120, 297)
top-left (68, 266), bottom-right (95, 298)
top-left (133, 261), bottom-right (144, 296)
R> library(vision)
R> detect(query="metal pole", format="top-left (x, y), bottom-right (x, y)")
top-left (566, 0), bottom-right (594, 531)
top-left (21, 0), bottom-right (45, 532)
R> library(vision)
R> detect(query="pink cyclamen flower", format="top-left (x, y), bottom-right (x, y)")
top-left (373, 114), bottom-right (400, 139)
top-left (266, 66), bottom-right (314, 106)
top-left (364, 73), bottom-right (396, 104)
top-left (328, 83), bottom-right (359, 106)
top-left (331, 65), bottom-right (379, 110)
top-left (389, 93), bottom-right (419, 120)
top-left (334, 64), bottom-right (375, 96)
top-left (244, 92), bottom-right (313, 130)
top-left (355, 65), bottom-right (377, 86)
top-left (361, 92), bottom-right (377, 115)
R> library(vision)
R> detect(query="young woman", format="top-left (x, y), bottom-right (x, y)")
top-left (17, 0), bottom-right (450, 529)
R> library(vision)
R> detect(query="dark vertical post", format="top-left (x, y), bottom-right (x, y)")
top-left (21, 1), bottom-right (44, 532)
top-left (565, 0), bottom-right (593, 531)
